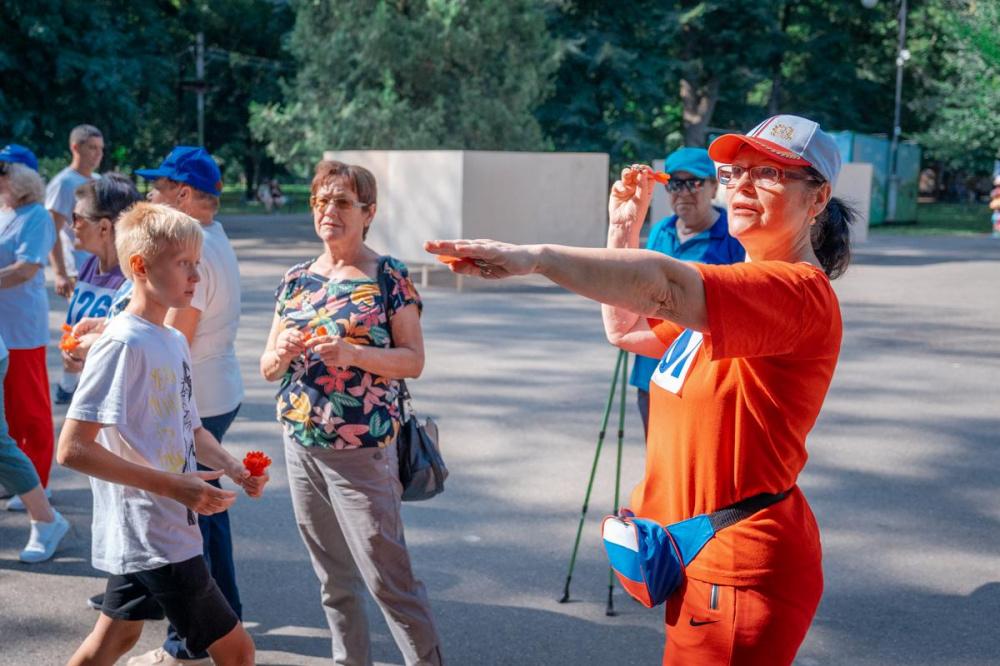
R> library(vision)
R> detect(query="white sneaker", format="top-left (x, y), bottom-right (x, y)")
top-left (19, 510), bottom-right (69, 563)
top-left (6, 488), bottom-right (52, 512)
top-left (126, 647), bottom-right (212, 665)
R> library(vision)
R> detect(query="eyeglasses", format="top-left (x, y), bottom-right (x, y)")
top-left (665, 177), bottom-right (705, 194)
top-left (310, 195), bottom-right (369, 212)
top-left (717, 165), bottom-right (822, 188)
top-left (72, 212), bottom-right (100, 225)
top-left (0, 162), bottom-right (9, 177)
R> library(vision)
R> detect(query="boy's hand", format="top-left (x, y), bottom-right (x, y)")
top-left (241, 471), bottom-right (269, 499)
top-left (226, 462), bottom-right (269, 499)
top-left (170, 469), bottom-right (237, 515)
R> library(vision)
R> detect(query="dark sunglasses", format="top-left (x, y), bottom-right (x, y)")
top-left (665, 177), bottom-right (705, 194)
top-left (0, 162), bottom-right (9, 176)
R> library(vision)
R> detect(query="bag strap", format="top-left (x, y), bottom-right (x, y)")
top-left (705, 490), bottom-right (790, 532)
top-left (374, 256), bottom-right (413, 412)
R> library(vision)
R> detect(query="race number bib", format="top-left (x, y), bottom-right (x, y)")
top-left (650, 329), bottom-right (703, 394)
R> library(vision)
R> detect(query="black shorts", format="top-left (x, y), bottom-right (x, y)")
top-left (100, 555), bottom-right (239, 655)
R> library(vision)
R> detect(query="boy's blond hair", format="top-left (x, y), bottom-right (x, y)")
top-left (115, 202), bottom-right (203, 279)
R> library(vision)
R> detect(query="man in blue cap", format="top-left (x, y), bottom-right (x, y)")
top-left (104, 147), bottom-right (245, 666)
top-left (609, 147), bottom-right (745, 437)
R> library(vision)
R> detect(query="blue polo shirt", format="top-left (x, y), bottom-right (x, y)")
top-left (629, 206), bottom-right (745, 391)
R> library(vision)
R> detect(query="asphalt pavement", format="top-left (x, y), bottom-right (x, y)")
top-left (1, 213), bottom-right (998, 665)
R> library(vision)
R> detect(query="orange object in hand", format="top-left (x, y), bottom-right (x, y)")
top-left (59, 324), bottom-right (80, 352)
top-left (315, 325), bottom-right (329, 337)
top-left (243, 451), bottom-right (272, 477)
top-left (436, 255), bottom-right (477, 269)
top-left (647, 170), bottom-right (670, 185)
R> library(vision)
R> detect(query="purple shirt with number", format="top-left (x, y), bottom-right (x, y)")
top-left (65, 255), bottom-right (126, 325)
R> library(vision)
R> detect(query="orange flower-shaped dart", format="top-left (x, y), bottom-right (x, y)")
top-left (59, 324), bottom-right (80, 352)
top-left (243, 451), bottom-right (272, 477)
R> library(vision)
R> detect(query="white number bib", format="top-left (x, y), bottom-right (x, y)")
top-left (650, 329), bottom-right (703, 394)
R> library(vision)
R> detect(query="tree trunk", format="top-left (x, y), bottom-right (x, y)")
top-left (680, 76), bottom-right (719, 147)
top-left (767, 1), bottom-right (793, 115)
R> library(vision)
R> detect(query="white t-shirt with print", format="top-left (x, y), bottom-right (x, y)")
top-left (67, 312), bottom-right (203, 575)
top-left (189, 221), bottom-right (243, 417)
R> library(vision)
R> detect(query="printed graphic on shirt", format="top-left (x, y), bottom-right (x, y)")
top-left (651, 328), bottom-right (704, 394)
top-left (149, 361), bottom-right (198, 526)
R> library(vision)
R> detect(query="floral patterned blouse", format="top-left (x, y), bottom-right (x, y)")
top-left (273, 257), bottom-right (422, 449)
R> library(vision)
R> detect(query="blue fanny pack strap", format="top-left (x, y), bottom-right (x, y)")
top-left (667, 489), bottom-right (792, 566)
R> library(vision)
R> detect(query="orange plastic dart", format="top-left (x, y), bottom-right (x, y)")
top-left (436, 255), bottom-right (477, 269)
top-left (647, 171), bottom-right (670, 184)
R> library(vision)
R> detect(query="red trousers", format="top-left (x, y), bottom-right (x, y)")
top-left (3, 347), bottom-right (54, 487)
top-left (663, 571), bottom-right (823, 666)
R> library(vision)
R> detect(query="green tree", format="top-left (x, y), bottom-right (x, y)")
top-left (536, 1), bottom-right (680, 167)
top-left (251, 0), bottom-right (558, 171)
top-left (0, 0), bottom-right (292, 188)
top-left (912, 1), bottom-right (1000, 174)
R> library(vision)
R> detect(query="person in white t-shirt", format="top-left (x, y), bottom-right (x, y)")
top-left (57, 202), bottom-right (265, 666)
top-left (45, 124), bottom-right (103, 298)
top-left (129, 146), bottom-right (244, 666)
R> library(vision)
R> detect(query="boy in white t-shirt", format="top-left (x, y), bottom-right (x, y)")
top-left (57, 203), bottom-right (266, 666)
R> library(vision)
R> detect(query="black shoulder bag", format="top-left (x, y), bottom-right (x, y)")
top-left (376, 256), bottom-right (448, 501)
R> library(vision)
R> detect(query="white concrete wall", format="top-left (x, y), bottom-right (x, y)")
top-left (322, 150), bottom-right (610, 266)
top-left (461, 151), bottom-right (609, 247)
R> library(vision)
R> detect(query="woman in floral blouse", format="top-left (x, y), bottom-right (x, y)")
top-left (260, 160), bottom-right (442, 665)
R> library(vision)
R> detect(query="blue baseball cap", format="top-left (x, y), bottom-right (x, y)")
top-left (663, 147), bottom-right (715, 179)
top-left (136, 146), bottom-right (222, 195)
top-left (708, 114), bottom-right (842, 185)
top-left (0, 144), bottom-right (39, 172)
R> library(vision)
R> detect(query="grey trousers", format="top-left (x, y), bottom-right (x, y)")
top-left (284, 435), bottom-right (443, 666)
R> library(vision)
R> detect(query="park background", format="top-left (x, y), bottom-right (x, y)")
top-left (2, 0), bottom-right (999, 234)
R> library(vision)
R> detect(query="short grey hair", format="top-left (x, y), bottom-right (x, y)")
top-left (70, 125), bottom-right (103, 146)
top-left (2, 163), bottom-right (46, 207)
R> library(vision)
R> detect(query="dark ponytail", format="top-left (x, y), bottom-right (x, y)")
top-left (811, 196), bottom-right (856, 280)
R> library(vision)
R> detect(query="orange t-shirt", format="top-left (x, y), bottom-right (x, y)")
top-left (631, 260), bottom-right (842, 586)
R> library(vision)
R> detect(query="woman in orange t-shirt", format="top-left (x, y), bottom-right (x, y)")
top-left (426, 115), bottom-right (857, 665)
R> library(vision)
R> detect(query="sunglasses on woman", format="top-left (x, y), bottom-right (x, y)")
top-left (310, 195), bottom-right (369, 212)
top-left (717, 165), bottom-right (823, 188)
top-left (665, 178), bottom-right (705, 194)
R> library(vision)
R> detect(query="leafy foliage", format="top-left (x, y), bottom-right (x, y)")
top-left (0, 0), bottom-right (292, 186)
top-left (252, 0), bottom-right (559, 172)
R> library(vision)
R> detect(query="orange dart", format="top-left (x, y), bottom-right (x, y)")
top-left (436, 255), bottom-right (477, 269)
top-left (647, 170), bottom-right (670, 185)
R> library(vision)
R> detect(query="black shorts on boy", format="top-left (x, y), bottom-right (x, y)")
top-left (99, 555), bottom-right (237, 655)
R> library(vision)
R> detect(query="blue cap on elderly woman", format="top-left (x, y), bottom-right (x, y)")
top-left (0, 144), bottom-right (39, 172)
top-left (663, 147), bottom-right (716, 179)
top-left (135, 146), bottom-right (223, 195)
top-left (708, 114), bottom-right (842, 185)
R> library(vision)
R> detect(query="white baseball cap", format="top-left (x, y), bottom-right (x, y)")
top-left (708, 114), bottom-right (842, 185)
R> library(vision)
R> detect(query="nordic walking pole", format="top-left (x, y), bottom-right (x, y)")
top-left (559, 349), bottom-right (626, 604)
top-left (606, 351), bottom-right (629, 616)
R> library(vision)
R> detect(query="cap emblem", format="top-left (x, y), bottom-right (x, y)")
top-left (770, 123), bottom-right (795, 142)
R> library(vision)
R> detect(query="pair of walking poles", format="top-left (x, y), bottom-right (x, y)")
top-left (558, 348), bottom-right (631, 616)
